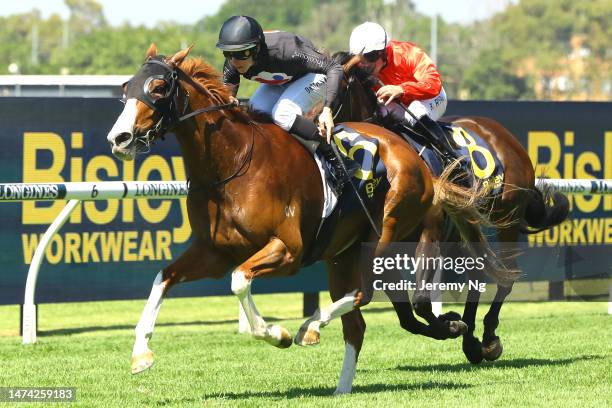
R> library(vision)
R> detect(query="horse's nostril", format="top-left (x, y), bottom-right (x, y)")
top-left (115, 132), bottom-right (133, 146)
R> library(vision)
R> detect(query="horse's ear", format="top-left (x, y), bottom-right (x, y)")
top-left (145, 43), bottom-right (158, 60)
top-left (168, 45), bottom-right (194, 66)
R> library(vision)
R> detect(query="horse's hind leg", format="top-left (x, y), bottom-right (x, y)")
top-left (461, 268), bottom-right (485, 364)
top-left (371, 164), bottom-right (450, 340)
top-left (298, 243), bottom-right (365, 395)
top-left (295, 244), bottom-right (363, 347)
top-left (232, 237), bottom-right (299, 349)
top-left (131, 242), bottom-right (231, 374)
top-left (412, 208), bottom-right (467, 339)
top-left (480, 226), bottom-right (520, 361)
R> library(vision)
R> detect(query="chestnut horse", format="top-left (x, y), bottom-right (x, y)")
top-left (333, 53), bottom-right (569, 363)
top-left (107, 45), bottom-right (497, 394)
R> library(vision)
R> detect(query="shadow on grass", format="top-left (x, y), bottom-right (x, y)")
top-left (38, 316), bottom-right (288, 337)
top-left (191, 381), bottom-right (471, 401)
top-left (395, 355), bottom-right (604, 372)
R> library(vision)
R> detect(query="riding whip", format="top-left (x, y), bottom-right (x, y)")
top-left (327, 139), bottom-right (382, 238)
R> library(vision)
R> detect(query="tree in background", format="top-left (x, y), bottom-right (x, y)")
top-left (466, 0), bottom-right (611, 100)
top-left (0, 0), bottom-right (609, 101)
top-left (462, 49), bottom-right (531, 100)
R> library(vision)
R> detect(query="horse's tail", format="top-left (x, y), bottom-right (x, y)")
top-left (433, 161), bottom-right (520, 286)
top-left (519, 183), bottom-right (570, 234)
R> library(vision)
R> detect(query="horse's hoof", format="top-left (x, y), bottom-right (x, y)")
top-left (462, 335), bottom-right (483, 364)
top-left (265, 325), bottom-right (292, 349)
top-left (438, 311), bottom-right (462, 322)
top-left (448, 320), bottom-right (468, 338)
top-left (294, 327), bottom-right (320, 346)
top-left (482, 337), bottom-right (503, 361)
top-left (131, 351), bottom-right (154, 374)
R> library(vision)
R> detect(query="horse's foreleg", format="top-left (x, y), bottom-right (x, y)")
top-left (131, 270), bottom-right (171, 374)
top-left (131, 242), bottom-right (231, 374)
top-left (231, 237), bottom-right (296, 348)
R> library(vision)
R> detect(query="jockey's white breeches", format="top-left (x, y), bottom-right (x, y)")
top-left (378, 87), bottom-right (447, 125)
top-left (249, 73), bottom-right (327, 130)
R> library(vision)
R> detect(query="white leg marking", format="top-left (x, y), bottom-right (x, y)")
top-left (132, 271), bottom-right (166, 357)
top-left (334, 342), bottom-right (357, 395)
top-left (319, 289), bottom-right (358, 325)
top-left (296, 290), bottom-right (357, 345)
top-left (231, 270), bottom-right (283, 344)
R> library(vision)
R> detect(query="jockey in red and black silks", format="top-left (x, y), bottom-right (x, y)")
top-left (349, 21), bottom-right (459, 163)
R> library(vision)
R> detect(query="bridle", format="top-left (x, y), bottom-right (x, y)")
top-left (124, 56), bottom-right (236, 147)
top-left (123, 56), bottom-right (255, 188)
top-left (336, 72), bottom-right (377, 123)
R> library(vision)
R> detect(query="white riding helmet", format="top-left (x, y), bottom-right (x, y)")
top-left (349, 22), bottom-right (388, 55)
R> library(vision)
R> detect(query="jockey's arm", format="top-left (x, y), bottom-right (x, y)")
top-left (292, 48), bottom-right (343, 140)
top-left (318, 60), bottom-right (344, 141)
top-left (226, 83), bottom-right (238, 97)
top-left (222, 59), bottom-right (241, 105)
top-left (226, 83), bottom-right (239, 105)
top-left (395, 43), bottom-right (442, 104)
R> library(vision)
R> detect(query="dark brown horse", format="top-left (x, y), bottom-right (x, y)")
top-left (106, 45), bottom-right (494, 394)
top-left (334, 53), bottom-right (569, 363)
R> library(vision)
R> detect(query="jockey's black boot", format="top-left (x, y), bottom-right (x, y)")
top-left (318, 141), bottom-right (359, 196)
top-left (289, 115), bottom-right (321, 142)
top-left (417, 115), bottom-right (461, 166)
top-left (289, 115), bottom-right (358, 195)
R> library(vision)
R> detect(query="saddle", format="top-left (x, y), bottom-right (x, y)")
top-left (300, 124), bottom-right (390, 266)
top-left (390, 122), bottom-right (505, 195)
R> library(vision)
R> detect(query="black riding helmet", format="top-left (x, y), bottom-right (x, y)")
top-left (216, 15), bottom-right (264, 51)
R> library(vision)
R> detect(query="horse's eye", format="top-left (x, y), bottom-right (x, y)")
top-left (153, 85), bottom-right (166, 94)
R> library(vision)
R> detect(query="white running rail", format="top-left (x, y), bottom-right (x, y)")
top-left (0, 178), bottom-right (609, 344)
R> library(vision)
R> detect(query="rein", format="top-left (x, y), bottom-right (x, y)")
top-left (129, 57), bottom-right (257, 190)
top-left (177, 101), bottom-right (237, 122)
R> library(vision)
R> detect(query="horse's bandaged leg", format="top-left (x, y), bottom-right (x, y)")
top-left (334, 342), bottom-right (357, 395)
top-left (295, 289), bottom-right (357, 346)
top-left (132, 271), bottom-right (166, 374)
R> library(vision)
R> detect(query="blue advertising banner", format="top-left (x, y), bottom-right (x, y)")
top-left (0, 98), bottom-right (609, 304)
top-left (447, 101), bottom-right (610, 284)
top-left (0, 97), bottom-right (326, 305)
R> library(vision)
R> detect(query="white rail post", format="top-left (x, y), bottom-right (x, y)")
top-left (22, 199), bottom-right (80, 344)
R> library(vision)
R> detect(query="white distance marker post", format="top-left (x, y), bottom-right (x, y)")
top-left (3, 181), bottom-right (190, 344)
top-left (22, 199), bottom-right (80, 344)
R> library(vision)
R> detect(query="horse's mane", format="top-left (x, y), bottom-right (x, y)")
top-left (332, 51), bottom-right (379, 88)
top-left (179, 57), bottom-right (272, 124)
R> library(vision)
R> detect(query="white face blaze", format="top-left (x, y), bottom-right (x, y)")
top-left (107, 98), bottom-right (138, 160)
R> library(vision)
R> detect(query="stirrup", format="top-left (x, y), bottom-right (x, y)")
top-left (327, 160), bottom-right (357, 196)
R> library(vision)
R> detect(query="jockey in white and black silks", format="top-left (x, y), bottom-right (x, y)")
top-left (349, 21), bottom-right (459, 163)
top-left (216, 15), bottom-right (358, 194)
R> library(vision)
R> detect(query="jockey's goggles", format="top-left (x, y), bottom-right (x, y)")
top-left (362, 50), bottom-right (383, 63)
top-left (223, 47), bottom-right (257, 60)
